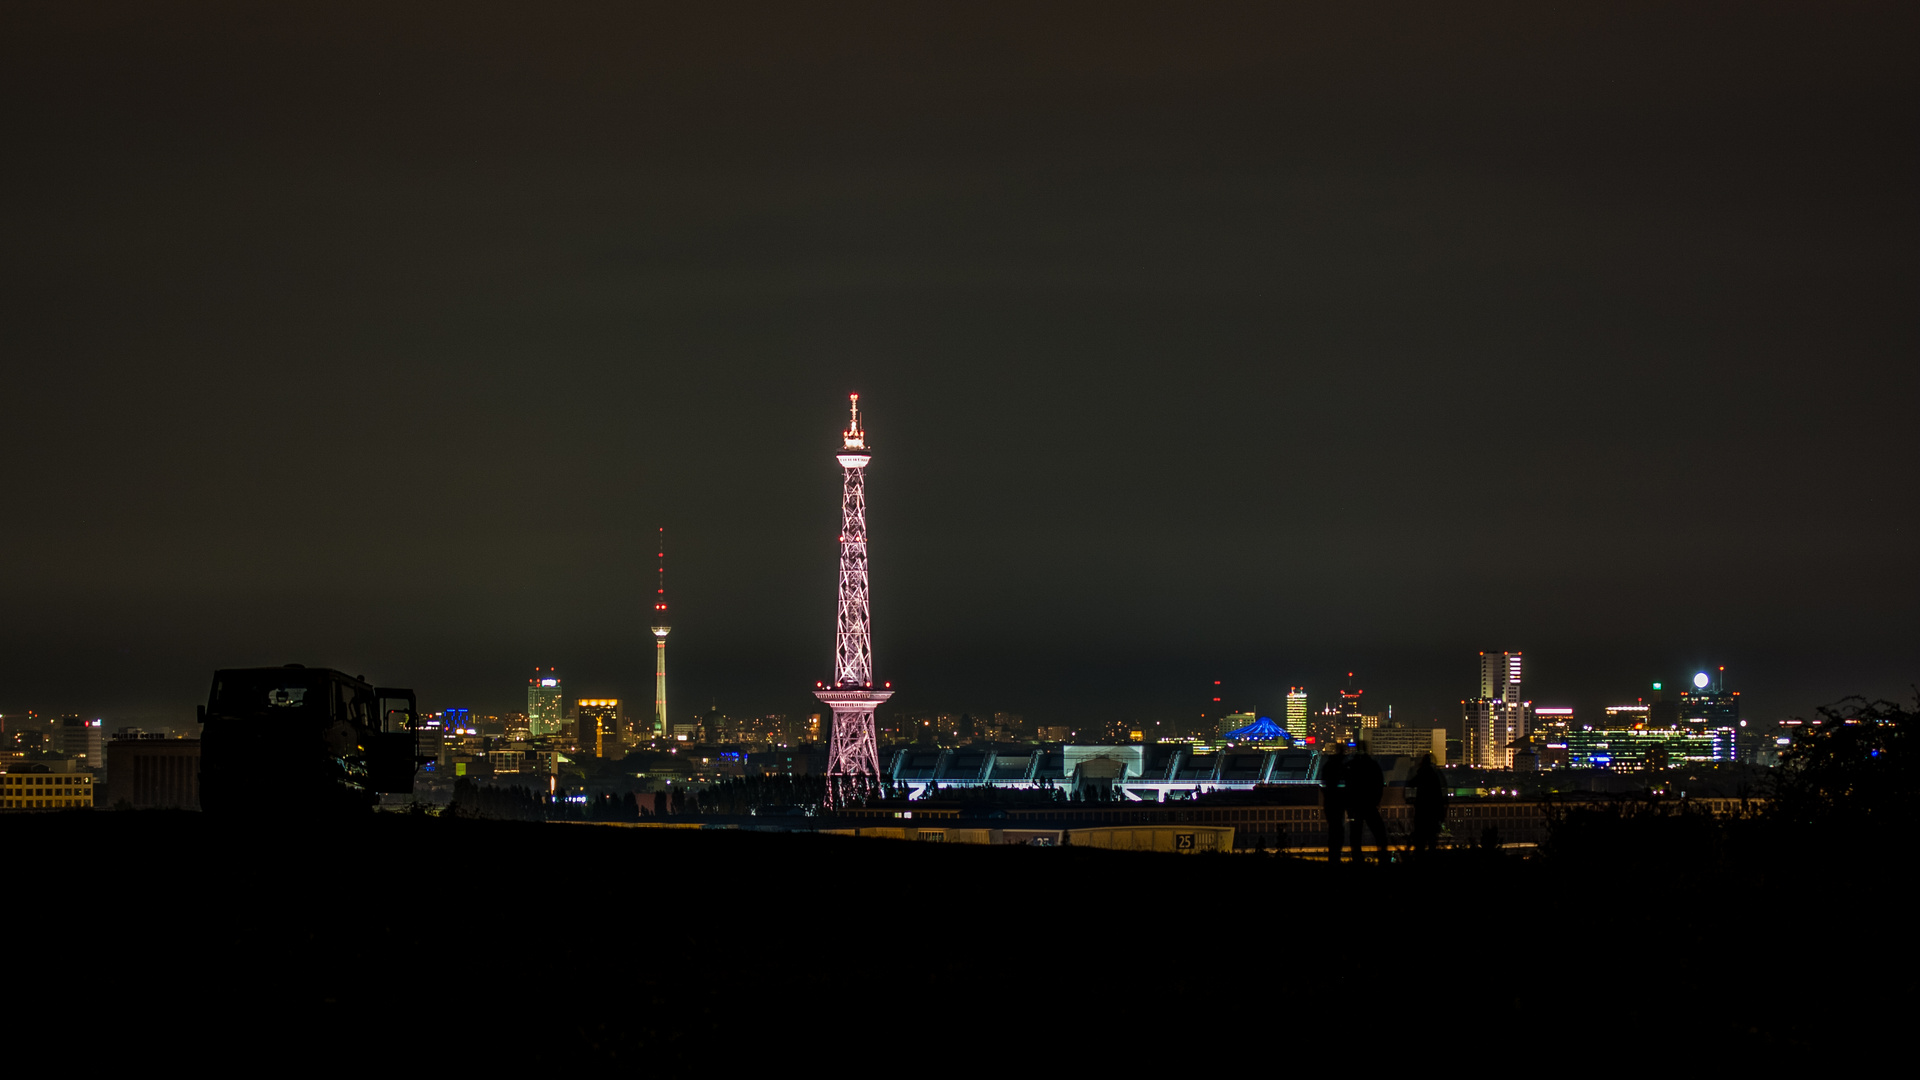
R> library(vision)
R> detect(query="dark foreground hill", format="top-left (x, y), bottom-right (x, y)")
top-left (8, 811), bottom-right (1906, 1067)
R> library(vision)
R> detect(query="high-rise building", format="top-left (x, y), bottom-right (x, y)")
top-left (1339, 673), bottom-right (1364, 729)
top-left (577, 699), bottom-right (623, 760)
top-left (55, 716), bottom-right (104, 768)
top-left (1679, 667), bottom-right (1740, 729)
top-left (651, 527), bottom-right (671, 742)
top-left (1216, 712), bottom-right (1257, 739)
top-left (527, 669), bottom-right (564, 737)
top-left (1647, 682), bottom-right (1680, 728)
top-left (1466, 651), bottom-right (1525, 768)
top-left (1285, 688), bottom-right (1308, 742)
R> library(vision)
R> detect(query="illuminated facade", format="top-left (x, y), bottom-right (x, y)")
top-left (1, 769), bottom-right (95, 811)
top-left (1362, 725), bottom-right (1446, 760)
top-left (1602, 703), bottom-right (1651, 727)
top-left (577, 699), bottom-right (623, 760)
top-left (1532, 706), bottom-right (1573, 767)
top-left (1568, 727), bottom-right (1736, 770)
top-left (1532, 707), bottom-right (1573, 738)
top-left (652, 527), bottom-right (670, 741)
top-left (816, 394), bottom-right (893, 801)
top-left (1216, 712), bottom-right (1258, 739)
top-left (527, 669), bottom-right (564, 737)
top-left (1222, 716), bottom-right (1292, 747)
top-left (884, 743), bottom-right (1331, 800)
top-left (1466, 650), bottom-right (1525, 768)
top-left (1285, 688), bottom-right (1308, 742)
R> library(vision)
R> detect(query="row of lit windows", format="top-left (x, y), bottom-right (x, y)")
top-left (3, 782), bottom-right (91, 796)
top-left (4, 797), bottom-right (92, 808)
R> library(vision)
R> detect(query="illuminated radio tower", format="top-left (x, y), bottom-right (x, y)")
top-left (817, 393), bottom-right (891, 800)
top-left (651, 527), bottom-right (670, 742)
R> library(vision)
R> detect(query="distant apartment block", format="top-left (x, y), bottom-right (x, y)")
top-left (2, 767), bottom-right (96, 811)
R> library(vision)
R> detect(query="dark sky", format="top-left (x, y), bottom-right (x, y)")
top-left (2, 2), bottom-right (1914, 732)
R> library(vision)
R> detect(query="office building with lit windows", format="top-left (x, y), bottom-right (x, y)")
top-left (1568, 727), bottom-right (1736, 770)
top-left (1466, 651), bottom-right (1525, 768)
top-left (1361, 725), bottom-right (1445, 760)
top-left (1285, 688), bottom-right (1308, 742)
top-left (1680, 668), bottom-right (1740, 729)
top-left (1603, 703), bottom-right (1652, 728)
top-left (1339, 674), bottom-right (1365, 732)
top-left (527, 669), bottom-right (564, 737)
top-left (55, 716), bottom-right (105, 768)
top-left (1, 768), bottom-right (95, 811)
top-left (1532, 707), bottom-right (1573, 738)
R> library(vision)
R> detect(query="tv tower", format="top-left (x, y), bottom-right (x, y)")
top-left (651, 526), bottom-right (670, 742)
top-left (816, 393), bottom-right (891, 800)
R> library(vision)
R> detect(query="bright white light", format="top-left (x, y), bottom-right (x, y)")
top-left (1693, 672), bottom-right (1710, 688)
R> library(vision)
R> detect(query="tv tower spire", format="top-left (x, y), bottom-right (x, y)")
top-left (817, 393), bottom-right (891, 801)
top-left (651, 526), bottom-right (670, 742)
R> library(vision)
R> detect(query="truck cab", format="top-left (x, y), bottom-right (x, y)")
top-left (199, 664), bottom-right (420, 813)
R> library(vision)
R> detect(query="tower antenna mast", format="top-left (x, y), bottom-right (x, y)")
top-left (817, 392), bottom-right (892, 803)
top-left (651, 526), bottom-right (671, 742)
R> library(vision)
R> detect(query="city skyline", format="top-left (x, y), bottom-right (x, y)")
top-left (0, 4), bottom-right (1912, 733)
top-left (2, 9), bottom-right (1911, 1069)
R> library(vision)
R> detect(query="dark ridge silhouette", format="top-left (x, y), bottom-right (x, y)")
top-left (7, 692), bottom-right (1908, 1065)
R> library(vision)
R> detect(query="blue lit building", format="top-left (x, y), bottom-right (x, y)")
top-left (1222, 716), bottom-right (1293, 746)
top-left (883, 743), bottom-right (1365, 801)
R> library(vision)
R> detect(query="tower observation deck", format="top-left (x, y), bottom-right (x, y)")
top-left (817, 393), bottom-right (891, 799)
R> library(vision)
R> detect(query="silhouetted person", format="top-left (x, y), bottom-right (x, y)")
top-left (1410, 753), bottom-right (1447, 858)
top-left (1321, 743), bottom-right (1349, 863)
top-left (1346, 748), bottom-right (1388, 864)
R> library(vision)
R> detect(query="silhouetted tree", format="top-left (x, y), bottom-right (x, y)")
top-left (1771, 693), bottom-right (1917, 834)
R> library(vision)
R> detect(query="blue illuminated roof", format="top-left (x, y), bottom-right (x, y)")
top-left (1224, 717), bottom-right (1291, 742)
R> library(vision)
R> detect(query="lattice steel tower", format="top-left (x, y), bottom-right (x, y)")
top-left (817, 393), bottom-right (891, 799)
top-left (651, 527), bottom-right (670, 741)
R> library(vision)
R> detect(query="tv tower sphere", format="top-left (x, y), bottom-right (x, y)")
top-left (817, 393), bottom-right (892, 799)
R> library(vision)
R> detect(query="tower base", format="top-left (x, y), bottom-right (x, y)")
top-left (817, 687), bottom-right (893, 805)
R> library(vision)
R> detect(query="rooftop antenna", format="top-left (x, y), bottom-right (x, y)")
top-left (843, 392), bottom-right (865, 450)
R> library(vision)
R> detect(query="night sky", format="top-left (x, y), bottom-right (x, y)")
top-left (3, 2), bottom-right (1914, 732)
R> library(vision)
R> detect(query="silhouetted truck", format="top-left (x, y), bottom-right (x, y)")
top-left (199, 665), bottom-right (419, 813)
